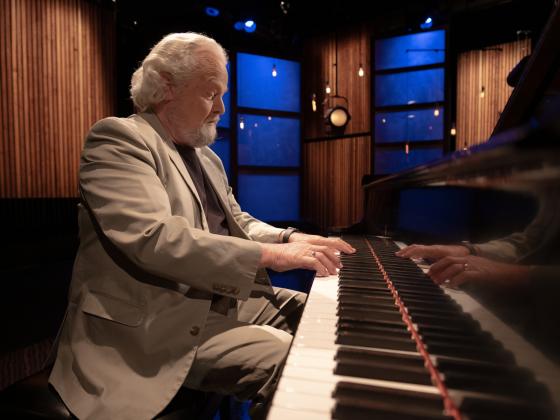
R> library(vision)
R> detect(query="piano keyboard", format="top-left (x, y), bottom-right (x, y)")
top-left (267, 235), bottom-right (559, 420)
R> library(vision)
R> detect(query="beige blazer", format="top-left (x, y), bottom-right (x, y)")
top-left (49, 112), bottom-right (282, 420)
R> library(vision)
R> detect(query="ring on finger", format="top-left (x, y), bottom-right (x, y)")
top-left (310, 251), bottom-right (316, 258)
top-left (463, 262), bottom-right (469, 271)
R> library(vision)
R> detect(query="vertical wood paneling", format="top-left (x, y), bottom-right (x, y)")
top-left (456, 39), bottom-right (531, 149)
top-left (302, 24), bottom-right (371, 230)
top-left (0, 0), bottom-right (115, 198)
top-left (302, 25), bottom-right (371, 139)
top-left (303, 136), bottom-right (371, 231)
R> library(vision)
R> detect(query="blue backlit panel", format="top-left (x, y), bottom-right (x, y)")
top-left (217, 63), bottom-right (231, 128)
top-left (397, 188), bottom-right (470, 239)
top-left (209, 133), bottom-right (231, 179)
top-left (238, 114), bottom-right (300, 167)
top-left (374, 147), bottom-right (443, 174)
top-left (375, 68), bottom-right (444, 107)
top-left (375, 109), bottom-right (444, 142)
top-left (237, 174), bottom-right (300, 221)
top-left (237, 53), bottom-right (301, 112)
top-left (375, 30), bottom-right (445, 70)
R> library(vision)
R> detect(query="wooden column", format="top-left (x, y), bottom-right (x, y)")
top-left (302, 25), bottom-right (371, 230)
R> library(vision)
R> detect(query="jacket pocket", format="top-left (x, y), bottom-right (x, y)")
top-left (81, 290), bottom-right (145, 327)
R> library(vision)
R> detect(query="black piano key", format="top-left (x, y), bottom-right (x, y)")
top-left (434, 357), bottom-right (526, 377)
top-left (421, 331), bottom-right (497, 348)
top-left (338, 280), bottom-right (389, 290)
top-left (337, 320), bottom-right (409, 334)
top-left (333, 381), bottom-right (446, 414)
top-left (337, 306), bottom-right (404, 323)
top-left (332, 396), bottom-right (452, 420)
top-left (443, 370), bottom-right (548, 398)
top-left (338, 312), bottom-right (406, 329)
top-left (459, 396), bottom-right (555, 420)
top-left (336, 329), bottom-right (417, 352)
top-left (338, 285), bottom-right (393, 296)
top-left (334, 356), bottom-right (431, 384)
top-left (409, 313), bottom-right (480, 330)
top-left (338, 295), bottom-right (397, 309)
top-left (424, 342), bottom-right (513, 363)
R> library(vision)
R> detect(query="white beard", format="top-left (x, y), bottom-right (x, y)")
top-left (181, 124), bottom-right (217, 148)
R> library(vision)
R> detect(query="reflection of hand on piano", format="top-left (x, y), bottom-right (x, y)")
top-left (395, 244), bottom-right (471, 262)
top-left (427, 255), bottom-right (532, 288)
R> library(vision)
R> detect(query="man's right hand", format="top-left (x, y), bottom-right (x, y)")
top-left (395, 244), bottom-right (470, 262)
top-left (258, 242), bottom-right (342, 277)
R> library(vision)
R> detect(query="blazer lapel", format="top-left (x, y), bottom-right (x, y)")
top-left (138, 112), bottom-right (208, 230)
top-left (197, 150), bottom-right (250, 240)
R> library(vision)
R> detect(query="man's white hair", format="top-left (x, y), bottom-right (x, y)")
top-left (130, 32), bottom-right (228, 112)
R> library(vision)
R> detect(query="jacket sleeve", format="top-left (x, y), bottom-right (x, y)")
top-left (79, 117), bottom-right (261, 300)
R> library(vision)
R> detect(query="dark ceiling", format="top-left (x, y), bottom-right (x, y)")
top-left (111, 0), bottom-right (555, 53)
top-left (104, 0), bottom-right (555, 115)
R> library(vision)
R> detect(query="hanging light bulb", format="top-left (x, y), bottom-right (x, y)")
top-left (450, 123), bottom-right (457, 136)
top-left (405, 142), bottom-right (410, 155)
top-left (358, 64), bottom-right (364, 77)
top-left (325, 81), bottom-right (331, 95)
top-left (434, 104), bottom-right (440, 117)
top-left (239, 117), bottom-right (245, 130)
top-left (272, 64), bottom-right (277, 77)
top-left (311, 93), bottom-right (317, 112)
top-left (480, 86), bottom-right (486, 98)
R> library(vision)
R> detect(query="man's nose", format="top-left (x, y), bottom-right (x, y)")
top-left (214, 97), bottom-right (225, 115)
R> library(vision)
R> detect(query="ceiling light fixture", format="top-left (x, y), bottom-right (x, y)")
top-left (204, 7), bottom-right (220, 17)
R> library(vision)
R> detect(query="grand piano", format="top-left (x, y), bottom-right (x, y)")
top-left (267, 4), bottom-right (560, 420)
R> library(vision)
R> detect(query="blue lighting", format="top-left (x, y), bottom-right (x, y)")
top-left (234, 21), bottom-right (244, 31)
top-left (420, 16), bottom-right (433, 29)
top-left (204, 7), bottom-right (220, 17)
top-left (244, 20), bottom-right (256, 33)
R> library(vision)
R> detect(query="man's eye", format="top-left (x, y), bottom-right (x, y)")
top-left (208, 93), bottom-right (217, 100)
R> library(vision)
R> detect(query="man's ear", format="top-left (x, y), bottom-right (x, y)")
top-left (159, 71), bottom-right (174, 100)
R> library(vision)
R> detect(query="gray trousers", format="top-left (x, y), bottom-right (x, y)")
top-left (183, 287), bottom-right (306, 401)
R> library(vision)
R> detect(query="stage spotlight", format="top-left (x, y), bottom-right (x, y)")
top-left (324, 95), bottom-right (351, 134)
top-left (244, 20), bottom-right (256, 33)
top-left (420, 17), bottom-right (433, 30)
top-left (204, 7), bottom-right (220, 17)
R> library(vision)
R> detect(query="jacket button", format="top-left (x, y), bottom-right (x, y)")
top-left (190, 326), bottom-right (200, 336)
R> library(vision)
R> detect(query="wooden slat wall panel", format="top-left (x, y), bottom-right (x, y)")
top-left (456, 39), bottom-right (531, 148)
top-left (302, 25), bottom-right (371, 138)
top-left (303, 136), bottom-right (371, 231)
top-left (301, 25), bottom-right (371, 230)
top-left (0, 0), bottom-right (115, 198)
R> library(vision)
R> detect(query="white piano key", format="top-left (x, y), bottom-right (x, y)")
top-left (267, 404), bottom-right (332, 420)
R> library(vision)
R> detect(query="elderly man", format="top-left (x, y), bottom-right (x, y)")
top-left (48, 32), bottom-right (354, 419)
